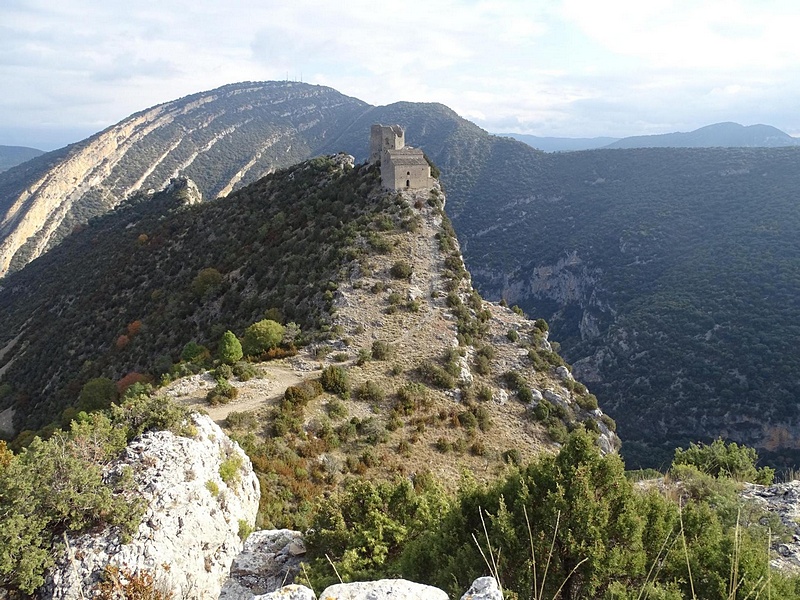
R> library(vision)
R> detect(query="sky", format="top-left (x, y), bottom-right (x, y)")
top-left (4, 0), bottom-right (800, 150)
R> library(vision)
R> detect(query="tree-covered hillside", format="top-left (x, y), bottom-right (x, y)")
top-left (456, 146), bottom-right (800, 467)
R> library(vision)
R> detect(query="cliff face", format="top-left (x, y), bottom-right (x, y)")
top-left (42, 414), bottom-right (259, 600)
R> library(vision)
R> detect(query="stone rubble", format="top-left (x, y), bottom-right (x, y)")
top-left (220, 530), bottom-right (307, 600)
top-left (741, 481), bottom-right (800, 573)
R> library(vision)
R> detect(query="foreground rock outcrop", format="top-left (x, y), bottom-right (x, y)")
top-left (234, 577), bottom-right (500, 600)
top-left (42, 414), bottom-right (260, 600)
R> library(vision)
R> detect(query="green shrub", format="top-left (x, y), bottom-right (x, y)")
top-left (390, 260), bottom-right (413, 279)
top-left (474, 405), bottom-right (492, 431)
top-left (283, 384), bottom-right (313, 409)
top-left (672, 438), bottom-right (774, 484)
top-left (327, 398), bottom-right (348, 419)
top-left (0, 421), bottom-right (144, 593)
top-left (320, 366), bottom-right (349, 395)
top-left (368, 232), bottom-right (392, 253)
top-left (396, 383), bottom-right (428, 414)
top-left (219, 453), bottom-right (244, 484)
top-left (226, 411), bottom-right (258, 431)
top-left (371, 340), bottom-right (394, 360)
top-left (419, 361), bottom-right (455, 389)
top-left (214, 364), bottom-right (234, 380)
top-left (360, 448), bottom-right (378, 467)
top-left (547, 419), bottom-right (569, 444)
top-left (356, 348), bottom-right (371, 366)
top-left (77, 377), bottom-right (119, 412)
top-left (476, 345), bottom-right (495, 359)
top-left (357, 380), bottom-right (385, 404)
top-left (474, 353), bottom-right (491, 374)
top-left (477, 386), bottom-right (493, 402)
top-left (457, 410), bottom-right (478, 430)
top-left (502, 448), bottom-right (522, 465)
top-left (601, 414), bottom-right (617, 432)
top-left (191, 267), bottom-right (223, 297)
top-left (435, 437), bottom-right (452, 453)
top-left (238, 519), bottom-right (253, 541)
top-left (576, 393), bottom-right (599, 411)
top-left (470, 441), bottom-right (486, 456)
top-left (242, 319), bottom-right (285, 357)
top-left (206, 378), bottom-right (238, 405)
top-left (232, 361), bottom-right (259, 381)
top-left (304, 479), bottom-right (447, 590)
top-left (358, 417), bottom-right (388, 445)
top-left (206, 480), bottom-right (220, 497)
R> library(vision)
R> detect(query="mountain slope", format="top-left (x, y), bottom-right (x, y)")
top-left (6, 81), bottom-right (800, 466)
top-left (0, 81), bottom-right (369, 277)
top-left (605, 122), bottom-right (800, 149)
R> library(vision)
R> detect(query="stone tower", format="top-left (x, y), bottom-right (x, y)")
top-left (369, 124), bottom-right (433, 191)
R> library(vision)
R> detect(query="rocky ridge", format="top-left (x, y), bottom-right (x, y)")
top-left (156, 179), bottom-right (619, 493)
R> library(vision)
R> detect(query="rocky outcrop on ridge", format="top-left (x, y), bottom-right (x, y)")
top-left (42, 414), bottom-right (260, 600)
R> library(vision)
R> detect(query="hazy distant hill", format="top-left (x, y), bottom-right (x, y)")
top-left (0, 145), bottom-right (43, 172)
top-left (496, 133), bottom-right (620, 152)
top-left (605, 122), bottom-right (800, 149)
top-left (502, 123), bottom-right (800, 152)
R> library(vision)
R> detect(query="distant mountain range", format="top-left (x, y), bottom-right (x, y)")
top-left (495, 134), bottom-right (620, 152)
top-left (498, 122), bottom-right (800, 152)
top-left (0, 145), bottom-right (43, 172)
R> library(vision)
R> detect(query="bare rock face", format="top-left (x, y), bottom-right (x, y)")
top-left (42, 414), bottom-right (260, 600)
top-left (318, 580), bottom-right (448, 600)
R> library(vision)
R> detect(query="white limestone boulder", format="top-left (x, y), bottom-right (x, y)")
top-left (43, 413), bottom-right (260, 600)
top-left (319, 579), bottom-right (448, 600)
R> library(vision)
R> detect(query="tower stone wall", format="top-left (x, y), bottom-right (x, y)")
top-left (370, 124), bottom-right (432, 191)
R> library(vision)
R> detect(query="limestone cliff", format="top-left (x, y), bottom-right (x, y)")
top-left (41, 414), bottom-right (259, 600)
top-left (0, 81), bottom-right (369, 277)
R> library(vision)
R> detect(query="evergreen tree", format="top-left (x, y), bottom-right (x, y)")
top-left (218, 330), bottom-right (243, 365)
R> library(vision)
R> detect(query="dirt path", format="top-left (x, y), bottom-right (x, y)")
top-left (163, 359), bottom-right (318, 426)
